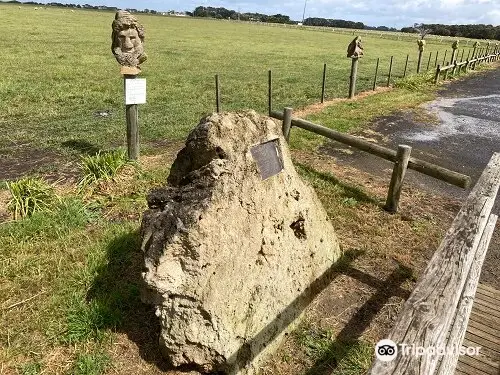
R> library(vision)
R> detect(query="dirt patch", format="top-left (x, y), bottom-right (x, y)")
top-left (0, 147), bottom-right (72, 182)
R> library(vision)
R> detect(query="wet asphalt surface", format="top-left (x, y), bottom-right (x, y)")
top-left (319, 66), bottom-right (500, 287)
top-left (321, 67), bottom-right (500, 209)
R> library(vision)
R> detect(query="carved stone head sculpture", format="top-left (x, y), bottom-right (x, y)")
top-left (417, 39), bottom-right (426, 52)
top-left (111, 10), bottom-right (147, 74)
top-left (452, 40), bottom-right (459, 50)
top-left (347, 36), bottom-right (364, 58)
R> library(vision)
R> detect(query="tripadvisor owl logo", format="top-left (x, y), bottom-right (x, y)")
top-left (376, 339), bottom-right (398, 362)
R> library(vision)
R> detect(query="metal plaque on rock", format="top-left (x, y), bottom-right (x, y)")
top-left (250, 139), bottom-right (284, 180)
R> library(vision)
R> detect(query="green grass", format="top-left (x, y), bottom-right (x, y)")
top-left (6, 177), bottom-right (59, 219)
top-left (295, 325), bottom-right (373, 375)
top-left (72, 352), bottom-right (110, 375)
top-left (78, 149), bottom-right (129, 187)
top-left (0, 4), bottom-right (470, 158)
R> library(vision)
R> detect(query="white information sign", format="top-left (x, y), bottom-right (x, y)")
top-left (125, 78), bottom-right (147, 105)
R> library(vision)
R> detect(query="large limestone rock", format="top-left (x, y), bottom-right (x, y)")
top-left (140, 111), bottom-right (341, 374)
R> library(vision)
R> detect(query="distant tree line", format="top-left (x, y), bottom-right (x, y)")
top-left (192, 6), bottom-right (292, 24)
top-left (401, 24), bottom-right (500, 40)
top-left (7, 0), bottom-right (118, 11)
top-left (303, 17), bottom-right (365, 29)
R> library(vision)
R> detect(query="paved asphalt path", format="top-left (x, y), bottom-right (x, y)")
top-left (319, 66), bottom-right (500, 287)
top-left (321, 67), bottom-right (500, 207)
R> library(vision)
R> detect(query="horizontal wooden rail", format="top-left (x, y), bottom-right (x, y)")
top-left (435, 53), bottom-right (499, 83)
top-left (270, 110), bottom-right (470, 188)
top-left (367, 152), bottom-right (500, 374)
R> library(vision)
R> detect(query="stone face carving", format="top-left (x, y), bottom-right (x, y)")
top-left (452, 40), bottom-right (459, 50)
top-left (140, 111), bottom-right (341, 374)
top-left (347, 36), bottom-right (363, 58)
top-left (417, 39), bottom-right (426, 51)
top-left (111, 10), bottom-right (147, 73)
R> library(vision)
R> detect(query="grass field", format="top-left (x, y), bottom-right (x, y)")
top-left (0, 3), bottom-right (471, 157)
top-left (0, 3), bottom-right (495, 375)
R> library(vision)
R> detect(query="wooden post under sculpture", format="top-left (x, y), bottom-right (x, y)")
top-left (347, 36), bottom-right (364, 99)
top-left (111, 10), bottom-right (148, 160)
top-left (417, 39), bottom-right (425, 74)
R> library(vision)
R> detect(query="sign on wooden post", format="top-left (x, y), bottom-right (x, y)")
top-left (125, 78), bottom-right (147, 105)
top-left (111, 10), bottom-right (148, 161)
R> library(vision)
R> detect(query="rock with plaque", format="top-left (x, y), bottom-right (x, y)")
top-left (140, 111), bottom-right (341, 374)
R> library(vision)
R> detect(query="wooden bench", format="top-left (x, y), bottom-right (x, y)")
top-left (367, 152), bottom-right (500, 375)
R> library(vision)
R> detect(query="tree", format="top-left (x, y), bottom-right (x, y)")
top-left (413, 23), bottom-right (432, 39)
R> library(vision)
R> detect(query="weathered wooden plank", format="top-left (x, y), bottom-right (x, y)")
top-left (473, 298), bottom-right (500, 318)
top-left (436, 214), bottom-right (498, 374)
top-left (457, 354), bottom-right (498, 375)
top-left (475, 287), bottom-right (500, 301)
top-left (466, 322), bottom-right (500, 346)
top-left (469, 311), bottom-right (500, 330)
top-left (462, 337), bottom-right (500, 363)
top-left (367, 153), bottom-right (500, 375)
top-left (464, 331), bottom-right (500, 353)
top-left (473, 291), bottom-right (500, 306)
top-left (456, 359), bottom-right (492, 375)
top-left (477, 283), bottom-right (500, 298)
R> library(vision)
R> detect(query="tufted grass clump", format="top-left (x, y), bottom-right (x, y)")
top-left (6, 177), bottom-right (59, 220)
top-left (393, 71), bottom-right (434, 91)
top-left (78, 150), bottom-right (129, 188)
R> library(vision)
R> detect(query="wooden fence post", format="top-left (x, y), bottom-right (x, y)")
top-left (124, 75), bottom-right (139, 160)
top-left (442, 50), bottom-right (448, 65)
top-left (387, 56), bottom-right (393, 87)
top-left (427, 51), bottom-right (432, 70)
top-left (444, 62), bottom-right (450, 80)
top-left (404, 54), bottom-right (409, 77)
top-left (435, 64), bottom-right (442, 84)
top-left (385, 145), bottom-right (412, 213)
top-left (321, 63), bottom-right (327, 103)
top-left (434, 51), bottom-right (439, 67)
top-left (416, 51), bottom-right (423, 75)
top-left (373, 57), bottom-right (379, 91)
top-left (215, 74), bottom-right (220, 113)
top-left (349, 58), bottom-right (359, 99)
top-left (282, 107), bottom-right (293, 142)
top-left (460, 49), bottom-right (465, 61)
top-left (268, 70), bottom-right (272, 116)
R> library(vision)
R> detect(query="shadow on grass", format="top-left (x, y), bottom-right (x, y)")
top-left (62, 139), bottom-right (100, 155)
top-left (86, 230), bottom-right (172, 371)
top-left (304, 265), bottom-right (412, 375)
top-left (295, 162), bottom-right (380, 206)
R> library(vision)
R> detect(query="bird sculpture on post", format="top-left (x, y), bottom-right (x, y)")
top-left (347, 36), bottom-right (364, 58)
top-left (347, 36), bottom-right (363, 99)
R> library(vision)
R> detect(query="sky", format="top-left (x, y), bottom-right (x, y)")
top-left (31, 0), bottom-right (500, 28)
